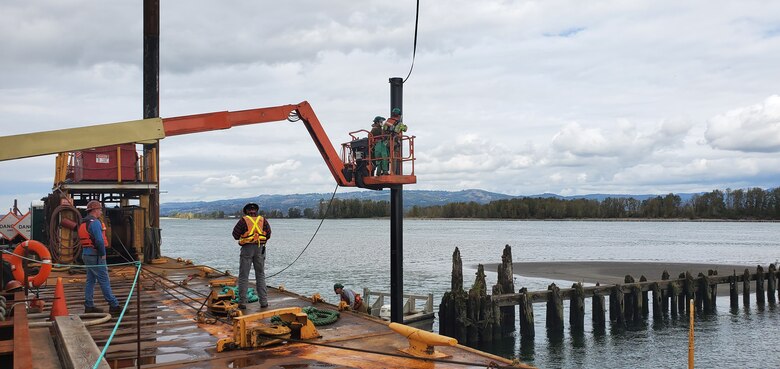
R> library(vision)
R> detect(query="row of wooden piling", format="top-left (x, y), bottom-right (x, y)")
top-left (439, 245), bottom-right (779, 344)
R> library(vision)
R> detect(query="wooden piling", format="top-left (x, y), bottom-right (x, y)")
top-left (695, 273), bottom-right (705, 312)
top-left (684, 272), bottom-right (695, 313)
top-left (518, 287), bottom-right (535, 339)
top-left (661, 270), bottom-right (670, 314)
top-left (756, 265), bottom-right (765, 305)
top-left (708, 269), bottom-right (717, 310)
top-left (768, 264), bottom-right (777, 304)
top-left (569, 283), bottom-right (585, 333)
top-left (466, 264), bottom-right (489, 344)
top-left (677, 272), bottom-right (686, 314)
top-left (546, 283), bottom-right (564, 333)
top-left (670, 280), bottom-right (680, 317)
top-left (640, 275), bottom-right (649, 316)
top-left (729, 271), bottom-right (738, 309)
top-left (631, 285), bottom-right (642, 322)
top-left (495, 245), bottom-right (515, 335)
top-left (743, 269), bottom-right (751, 306)
top-left (592, 283), bottom-right (605, 330)
top-left (609, 284), bottom-right (625, 326)
top-left (651, 282), bottom-right (662, 319)
top-left (438, 247), bottom-right (468, 342)
top-left (624, 275), bottom-right (635, 321)
top-left (699, 273), bottom-right (713, 313)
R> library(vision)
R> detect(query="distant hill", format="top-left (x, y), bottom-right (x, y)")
top-left (160, 189), bottom-right (701, 216)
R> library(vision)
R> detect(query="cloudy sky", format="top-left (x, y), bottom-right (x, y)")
top-left (2, 1), bottom-right (780, 209)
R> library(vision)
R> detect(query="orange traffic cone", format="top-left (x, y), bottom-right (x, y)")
top-left (50, 277), bottom-right (68, 318)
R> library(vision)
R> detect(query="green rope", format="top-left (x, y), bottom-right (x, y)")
top-left (220, 285), bottom-right (259, 303)
top-left (93, 261), bottom-right (141, 369)
top-left (270, 306), bottom-right (340, 326)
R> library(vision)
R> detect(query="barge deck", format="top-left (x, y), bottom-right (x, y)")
top-left (23, 257), bottom-right (529, 368)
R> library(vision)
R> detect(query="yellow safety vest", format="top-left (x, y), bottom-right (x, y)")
top-left (239, 215), bottom-right (267, 245)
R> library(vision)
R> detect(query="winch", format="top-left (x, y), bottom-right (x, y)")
top-left (216, 307), bottom-right (321, 352)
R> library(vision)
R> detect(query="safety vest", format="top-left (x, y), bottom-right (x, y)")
top-left (239, 215), bottom-right (267, 245)
top-left (78, 217), bottom-right (108, 248)
top-left (384, 117), bottom-right (399, 133)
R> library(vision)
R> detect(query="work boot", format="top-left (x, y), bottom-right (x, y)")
top-left (85, 305), bottom-right (104, 314)
top-left (109, 305), bottom-right (122, 315)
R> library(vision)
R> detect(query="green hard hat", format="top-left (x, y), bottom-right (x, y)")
top-left (391, 108), bottom-right (401, 115)
top-left (373, 116), bottom-right (385, 123)
top-left (333, 283), bottom-right (344, 290)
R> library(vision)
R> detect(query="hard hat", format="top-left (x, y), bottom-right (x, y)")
top-left (86, 200), bottom-right (102, 212)
top-left (391, 108), bottom-right (401, 115)
top-left (243, 203), bottom-right (260, 214)
top-left (4, 280), bottom-right (22, 292)
top-left (333, 283), bottom-right (344, 290)
top-left (373, 116), bottom-right (385, 123)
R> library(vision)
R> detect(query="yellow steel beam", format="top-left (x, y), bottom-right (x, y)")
top-left (0, 118), bottom-right (165, 162)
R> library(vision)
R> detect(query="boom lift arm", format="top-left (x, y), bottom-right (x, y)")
top-left (162, 101), bottom-right (350, 186)
top-left (0, 101), bottom-right (416, 189)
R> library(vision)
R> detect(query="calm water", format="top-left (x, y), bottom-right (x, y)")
top-left (160, 218), bottom-right (780, 368)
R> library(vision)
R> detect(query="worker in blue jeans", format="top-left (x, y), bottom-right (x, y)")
top-left (78, 200), bottom-right (121, 314)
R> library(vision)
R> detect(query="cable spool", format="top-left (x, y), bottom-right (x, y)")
top-left (48, 203), bottom-right (82, 263)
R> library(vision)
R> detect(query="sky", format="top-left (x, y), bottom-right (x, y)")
top-left (2, 1), bottom-right (780, 210)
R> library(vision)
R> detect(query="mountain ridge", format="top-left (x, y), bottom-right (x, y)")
top-left (160, 189), bottom-right (700, 216)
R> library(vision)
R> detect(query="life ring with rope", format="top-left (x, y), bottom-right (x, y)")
top-left (1, 240), bottom-right (53, 288)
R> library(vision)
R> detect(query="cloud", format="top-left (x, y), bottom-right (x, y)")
top-left (705, 95), bottom-right (780, 152)
top-left (4, 2), bottom-right (780, 207)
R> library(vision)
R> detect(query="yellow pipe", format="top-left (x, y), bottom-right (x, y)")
top-left (688, 299), bottom-right (694, 369)
top-left (117, 146), bottom-right (122, 183)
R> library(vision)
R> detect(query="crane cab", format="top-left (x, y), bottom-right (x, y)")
top-left (342, 130), bottom-right (416, 190)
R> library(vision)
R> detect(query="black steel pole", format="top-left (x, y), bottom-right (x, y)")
top-left (389, 77), bottom-right (404, 323)
top-left (144, 0), bottom-right (161, 261)
top-left (141, 1), bottom-right (158, 366)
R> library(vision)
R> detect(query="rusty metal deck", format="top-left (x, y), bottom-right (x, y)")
top-left (29, 257), bottom-right (527, 368)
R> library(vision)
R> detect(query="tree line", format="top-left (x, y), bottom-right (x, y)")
top-left (166, 187), bottom-right (780, 220)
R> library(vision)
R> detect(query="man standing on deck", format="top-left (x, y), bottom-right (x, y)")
top-left (79, 200), bottom-right (122, 315)
top-left (232, 203), bottom-right (271, 310)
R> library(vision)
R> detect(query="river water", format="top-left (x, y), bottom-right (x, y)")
top-left (160, 218), bottom-right (780, 368)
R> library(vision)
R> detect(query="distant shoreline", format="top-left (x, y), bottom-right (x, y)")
top-left (405, 217), bottom-right (780, 222)
top-left (160, 216), bottom-right (780, 222)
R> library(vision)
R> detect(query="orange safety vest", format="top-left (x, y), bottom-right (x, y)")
top-left (78, 218), bottom-right (109, 248)
top-left (239, 215), bottom-right (267, 245)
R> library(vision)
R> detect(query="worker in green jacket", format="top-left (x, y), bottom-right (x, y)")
top-left (370, 116), bottom-right (389, 175)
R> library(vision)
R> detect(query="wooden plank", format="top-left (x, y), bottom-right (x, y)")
top-left (54, 316), bottom-right (111, 369)
top-left (12, 292), bottom-right (32, 369)
top-left (0, 340), bottom-right (12, 354)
